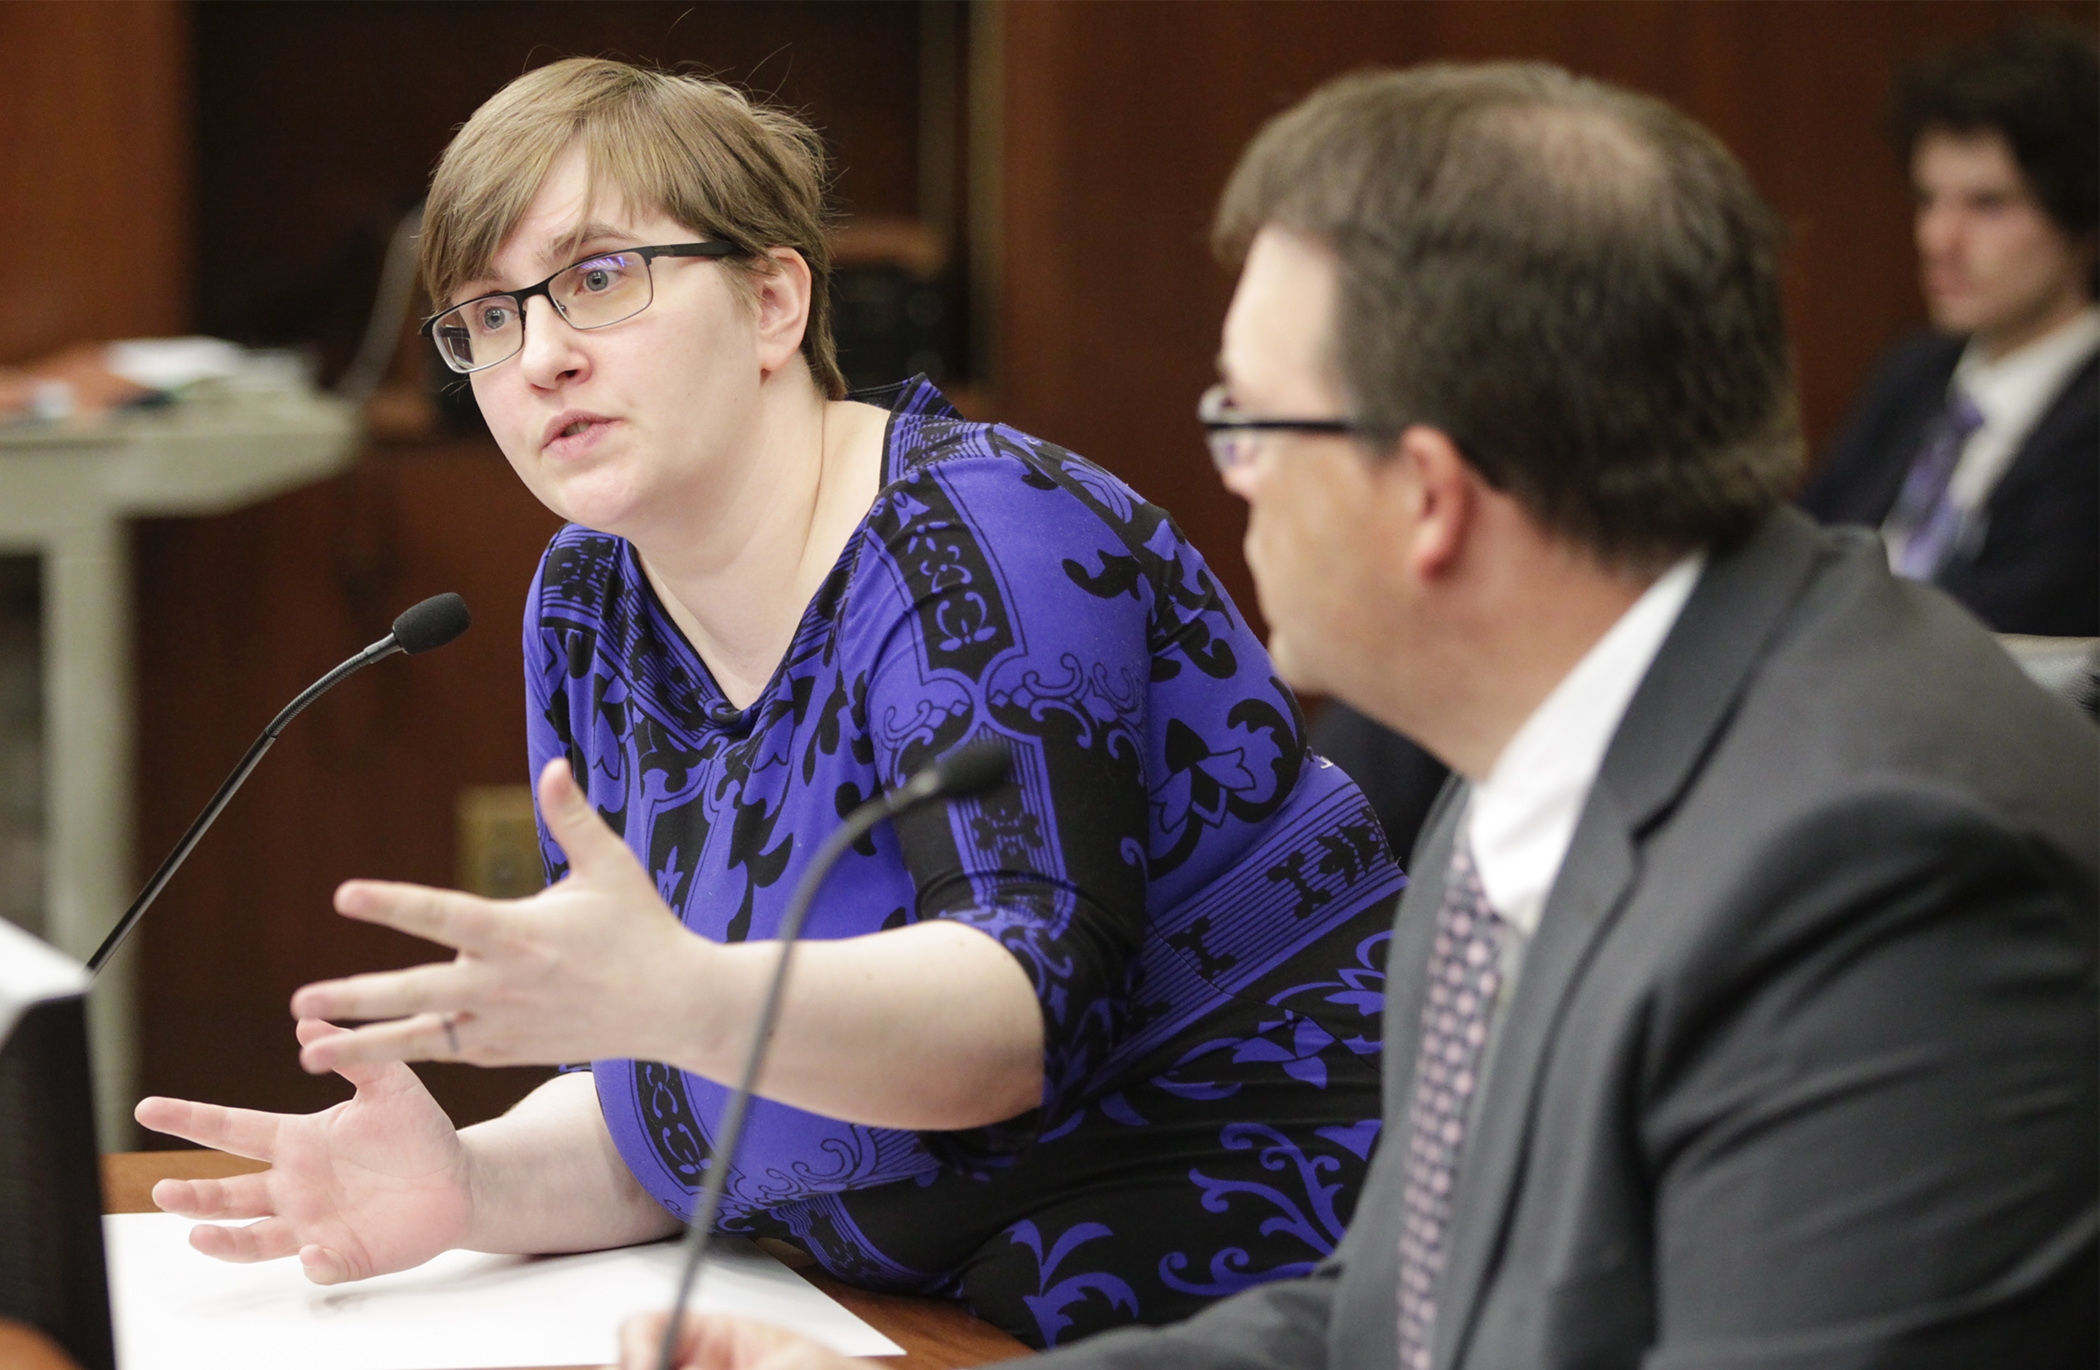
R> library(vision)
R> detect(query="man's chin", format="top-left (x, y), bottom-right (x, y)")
top-left (1267, 632), bottom-right (1324, 697)
top-left (1924, 294), bottom-right (1986, 336)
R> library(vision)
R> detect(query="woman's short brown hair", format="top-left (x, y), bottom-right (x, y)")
top-left (420, 57), bottom-right (846, 398)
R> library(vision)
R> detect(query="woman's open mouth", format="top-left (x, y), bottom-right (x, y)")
top-left (542, 411), bottom-right (617, 454)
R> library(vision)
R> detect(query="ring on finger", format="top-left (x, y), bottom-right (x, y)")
top-left (441, 1013), bottom-right (462, 1057)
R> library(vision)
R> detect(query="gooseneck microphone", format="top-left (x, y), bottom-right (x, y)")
top-left (655, 738), bottom-right (1012, 1370)
top-left (85, 593), bottom-right (472, 978)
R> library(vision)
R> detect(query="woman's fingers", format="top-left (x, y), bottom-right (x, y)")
top-left (537, 757), bottom-right (637, 878)
top-left (176, 1207), bottom-right (362, 1283)
top-left (149, 1171), bottom-right (275, 1222)
top-left (283, 762), bottom-right (679, 1074)
top-left (134, 1095), bottom-right (280, 1163)
top-left (298, 1011), bottom-right (466, 1073)
top-left (298, 1243), bottom-right (361, 1286)
top-left (295, 1016), bottom-right (349, 1048)
top-left (291, 961), bottom-right (465, 1026)
top-left (288, 1016), bottom-right (438, 1083)
top-left (185, 1214), bottom-right (306, 1265)
top-left (330, 879), bottom-right (502, 953)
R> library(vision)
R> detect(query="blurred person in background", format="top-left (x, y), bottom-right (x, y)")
top-left (1801, 22), bottom-right (2098, 636)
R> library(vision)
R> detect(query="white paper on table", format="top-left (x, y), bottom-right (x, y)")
top-left (104, 1211), bottom-right (903, 1370)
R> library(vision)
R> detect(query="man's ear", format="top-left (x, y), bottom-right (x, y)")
top-left (751, 247), bottom-right (814, 374)
top-left (1392, 425), bottom-right (1477, 581)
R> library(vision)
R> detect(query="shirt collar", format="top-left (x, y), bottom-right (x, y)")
top-left (1953, 305), bottom-right (2100, 439)
top-left (1466, 552), bottom-right (1704, 936)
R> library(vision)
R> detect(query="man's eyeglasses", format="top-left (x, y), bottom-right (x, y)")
top-left (423, 240), bottom-right (742, 374)
top-left (1197, 383), bottom-right (1380, 472)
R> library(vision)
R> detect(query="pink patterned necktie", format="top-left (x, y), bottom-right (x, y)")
top-left (1397, 838), bottom-right (1506, 1370)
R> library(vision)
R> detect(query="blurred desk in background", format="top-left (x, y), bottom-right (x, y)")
top-left (0, 390), bottom-right (357, 1148)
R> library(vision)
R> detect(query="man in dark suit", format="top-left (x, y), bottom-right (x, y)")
top-left (621, 64), bottom-right (2098, 1370)
top-left (1800, 23), bottom-right (2098, 636)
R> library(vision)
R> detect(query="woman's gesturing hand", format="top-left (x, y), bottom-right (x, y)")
top-left (290, 757), bottom-right (709, 1074)
top-left (132, 1018), bottom-right (472, 1285)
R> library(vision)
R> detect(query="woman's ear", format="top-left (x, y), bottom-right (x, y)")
top-left (751, 247), bottom-right (814, 376)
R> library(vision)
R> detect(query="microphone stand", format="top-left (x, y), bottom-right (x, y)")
top-left (86, 593), bottom-right (471, 978)
top-left (654, 740), bottom-right (1009, 1370)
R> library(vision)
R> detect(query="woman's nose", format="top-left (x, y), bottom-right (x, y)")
top-left (516, 296), bottom-right (587, 388)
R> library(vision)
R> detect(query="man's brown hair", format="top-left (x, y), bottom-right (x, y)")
top-left (1892, 21), bottom-right (2099, 243)
top-left (1891, 21), bottom-right (2099, 300)
top-left (1216, 64), bottom-right (1799, 569)
top-left (420, 57), bottom-right (846, 398)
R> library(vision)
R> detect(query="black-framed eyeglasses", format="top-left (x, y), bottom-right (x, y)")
top-left (1197, 383), bottom-right (1381, 472)
top-left (422, 240), bottom-right (742, 374)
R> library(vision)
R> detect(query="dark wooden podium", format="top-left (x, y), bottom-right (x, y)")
top-left (96, 1152), bottom-right (1031, 1370)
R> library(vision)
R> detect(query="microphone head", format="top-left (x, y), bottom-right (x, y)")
top-left (392, 593), bottom-right (472, 655)
top-left (928, 739), bottom-right (1011, 799)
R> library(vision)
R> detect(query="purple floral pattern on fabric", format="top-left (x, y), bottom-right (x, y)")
top-left (524, 378), bottom-right (1405, 1347)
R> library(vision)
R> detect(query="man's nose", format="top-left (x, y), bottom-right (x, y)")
top-left (1915, 201), bottom-right (1960, 260)
top-left (1219, 454), bottom-right (1264, 503)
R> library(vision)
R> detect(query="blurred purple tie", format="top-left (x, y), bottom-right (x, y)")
top-left (1888, 389), bottom-right (1985, 581)
top-left (1397, 838), bottom-right (1505, 1370)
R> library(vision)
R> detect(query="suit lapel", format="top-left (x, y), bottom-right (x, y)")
top-left (1974, 349), bottom-right (2099, 524)
top-left (1433, 510), bottom-right (1832, 1368)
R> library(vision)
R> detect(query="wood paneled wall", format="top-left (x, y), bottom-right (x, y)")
top-left (191, 0), bottom-right (931, 379)
top-left (0, 0), bottom-right (190, 363)
top-left (994, 0), bottom-right (2098, 632)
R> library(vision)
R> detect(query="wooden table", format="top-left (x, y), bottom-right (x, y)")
top-left (101, 1152), bottom-right (1031, 1370)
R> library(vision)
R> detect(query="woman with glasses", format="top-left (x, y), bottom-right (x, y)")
top-left (134, 58), bottom-right (1402, 1350)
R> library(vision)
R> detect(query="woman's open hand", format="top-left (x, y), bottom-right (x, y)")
top-left (290, 757), bottom-right (709, 1074)
top-left (132, 1018), bottom-right (472, 1284)
top-left (292, 758), bottom-right (1040, 1131)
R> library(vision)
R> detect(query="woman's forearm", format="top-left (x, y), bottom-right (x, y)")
top-left (458, 1071), bottom-right (681, 1254)
top-left (669, 920), bottom-right (1045, 1132)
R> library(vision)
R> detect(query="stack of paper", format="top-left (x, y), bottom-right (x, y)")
top-left (104, 1212), bottom-right (902, 1369)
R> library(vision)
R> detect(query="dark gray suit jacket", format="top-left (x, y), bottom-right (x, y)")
top-left (1034, 509), bottom-right (2098, 1369)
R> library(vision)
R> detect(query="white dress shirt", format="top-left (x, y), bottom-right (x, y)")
top-left (1883, 305), bottom-right (2100, 569)
top-left (1465, 553), bottom-right (1704, 962)
top-left (1404, 556), bottom-right (1702, 1169)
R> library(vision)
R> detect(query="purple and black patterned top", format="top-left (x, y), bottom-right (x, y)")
top-left (525, 378), bottom-right (1403, 1347)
